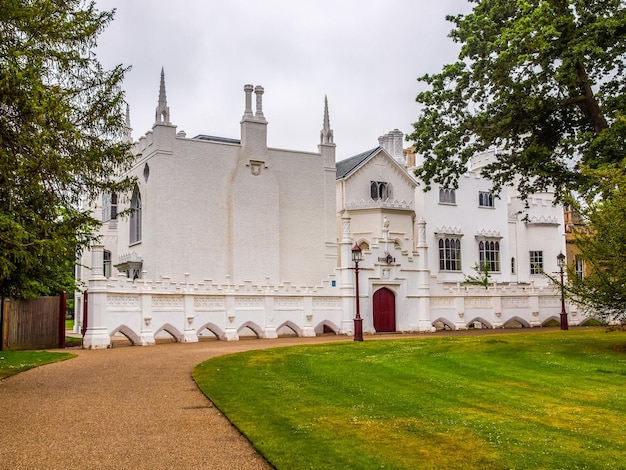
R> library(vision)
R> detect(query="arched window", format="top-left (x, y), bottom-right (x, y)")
top-left (130, 187), bottom-right (142, 244)
top-left (438, 238), bottom-right (461, 271)
top-left (478, 191), bottom-right (494, 207)
top-left (370, 181), bottom-right (392, 200)
top-left (479, 240), bottom-right (500, 272)
top-left (439, 188), bottom-right (456, 204)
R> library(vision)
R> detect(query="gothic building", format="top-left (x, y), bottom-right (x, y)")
top-left (76, 71), bottom-right (576, 348)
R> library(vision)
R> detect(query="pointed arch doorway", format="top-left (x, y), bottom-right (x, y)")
top-left (373, 287), bottom-right (396, 333)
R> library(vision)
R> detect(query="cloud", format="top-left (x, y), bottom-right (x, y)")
top-left (95, 0), bottom-right (471, 159)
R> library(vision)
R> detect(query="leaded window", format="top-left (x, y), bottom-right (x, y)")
top-left (130, 187), bottom-right (142, 244)
top-left (575, 257), bottom-right (585, 279)
top-left (370, 181), bottom-right (392, 200)
top-left (530, 251), bottom-right (543, 274)
top-left (479, 191), bottom-right (494, 207)
top-left (103, 250), bottom-right (112, 278)
top-left (439, 188), bottom-right (456, 204)
top-left (479, 240), bottom-right (500, 272)
top-left (439, 238), bottom-right (462, 271)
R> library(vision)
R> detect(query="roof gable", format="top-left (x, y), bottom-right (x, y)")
top-left (337, 147), bottom-right (417, 188)
top-left (336, 147), bottom-right (380, 179)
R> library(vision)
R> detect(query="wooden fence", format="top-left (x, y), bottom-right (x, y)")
top-left (1, 294), bottom-right (66, 351)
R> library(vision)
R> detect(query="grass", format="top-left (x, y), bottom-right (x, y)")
top-left (65, 335), bottom-right (82, 346)
top-left (193, 329), bottom-right (626, 469)
top-left (0, 350), bottom-right (75, 380)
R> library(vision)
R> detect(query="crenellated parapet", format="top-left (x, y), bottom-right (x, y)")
top-left (525, 215), bottom-right (561, 226)
top-left (83, 272), bottom-right (346, 348)
top-left (100, 274), bottom-right (338, 295)
top-left (346, 198), bottom-right (413, 211)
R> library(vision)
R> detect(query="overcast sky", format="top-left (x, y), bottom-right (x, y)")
top-left (94, 0), bottom-right (472, 160)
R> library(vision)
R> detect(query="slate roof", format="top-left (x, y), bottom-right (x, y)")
top-left (193, 134), bottom-right (241, 144)
top-left (336, 147), bottom-right (381, 179)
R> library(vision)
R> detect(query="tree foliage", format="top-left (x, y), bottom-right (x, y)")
top-left (408, 0), bottom-right (626, 201)
top-left (464, 262), bottom-right (493, 289)
top-left (0, 1), bottom-right (135, 298)
top-left (566, 160), bottom-right (626, 323)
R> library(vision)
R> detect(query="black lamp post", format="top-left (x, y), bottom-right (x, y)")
top-left (351, 243), bottom-right (364, 341)
top-left (557, 252), bottom-right (568, 330)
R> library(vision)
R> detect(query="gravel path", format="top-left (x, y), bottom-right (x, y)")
top-left (0, 336), bottom-right (350, 470)
top-left (0, 328), bottom-right (557, 469)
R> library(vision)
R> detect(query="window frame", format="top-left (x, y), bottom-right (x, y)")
top-left (102, 192), bottom-right (118, 222)
top-left (130, 187), bottom-right (142, 244)
top-left (103, 249), bottom-right (112, 278)
top-left (575, 257), bottom-right (585, 279)
top-left (478, 191), bottom-right (494, 208)
top-left (370, 181), bottom-right (392, 201)
top-left (478, 239), bottom-right (500, 272)
top-left (438, 237), bottom-right (462, 271)
top-left (439, 188), bottom-right (456, 205)
top-left (529, 250), bottom-right (544, 275)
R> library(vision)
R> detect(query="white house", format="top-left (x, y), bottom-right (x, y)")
top-left (76, 71), bottom-right (580, 348)
top-left (99, 70), bottom-right (337, 286)
top-left (337, 135), bottom-right (570, 333)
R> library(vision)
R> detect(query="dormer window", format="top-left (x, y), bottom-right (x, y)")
top-left (371, 181), bottom-right (392, 200)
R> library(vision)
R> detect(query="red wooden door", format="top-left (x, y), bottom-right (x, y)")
top-left (373, 288), bottom-right (396, 332)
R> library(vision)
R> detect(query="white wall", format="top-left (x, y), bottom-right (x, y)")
top-left (420, 172), bottom-right (510, 284)
top-left (107, 100), bottom-right (336, 288)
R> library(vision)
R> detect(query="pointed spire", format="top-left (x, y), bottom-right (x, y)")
top-left (320, 95), bottom-right (333, 145)
top-left (155, 67), bottom-right (170, 125)
top-left (124, 103), bottom-right (132, 143)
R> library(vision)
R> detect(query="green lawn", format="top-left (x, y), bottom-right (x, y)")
top-left (0, 350), bottom-right (75, 380)
top-left (194, 329), bottom-right (626, 469)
